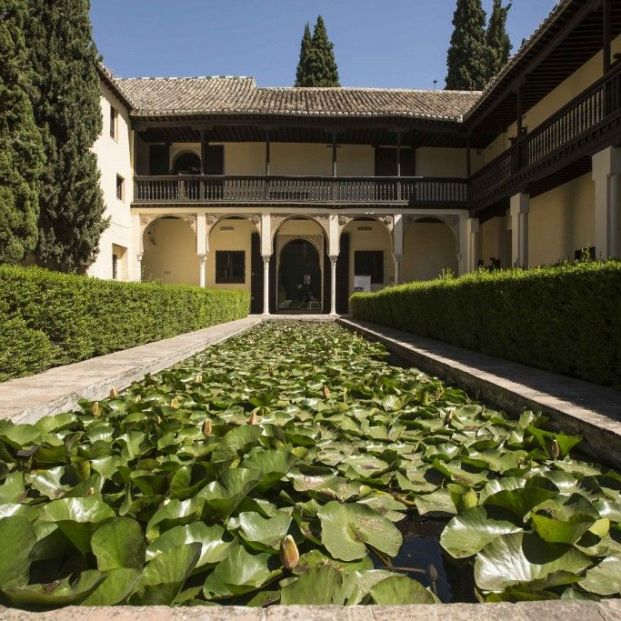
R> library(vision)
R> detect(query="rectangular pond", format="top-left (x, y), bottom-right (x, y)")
top-left (0, 321), bottom-right (620, 609)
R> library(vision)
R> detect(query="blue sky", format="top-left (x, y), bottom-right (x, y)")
top-left (91, 0), bottom-right (557, 89)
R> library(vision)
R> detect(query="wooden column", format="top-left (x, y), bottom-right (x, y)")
top-left (466, 134), bottom-right (472, 205)
top-left (396, 131), bottom-right (402, 201)
top-left (604, 0), bottom-right (612, 75)
top-left (515, 85), bottom-right (525, 170)
top-left (264, 130), bottom-right (271, 200)
top-left (200, 131), bottom-right (208, 199)
top-left (331, 131), bottom-right (338, 203)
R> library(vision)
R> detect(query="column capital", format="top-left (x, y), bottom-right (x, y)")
top-left (197, 253), bottom-right (207, 263)
top-left (510, 192), bottom-right (530, 216)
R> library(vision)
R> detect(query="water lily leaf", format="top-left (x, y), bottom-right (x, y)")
top-left (531, 513), bottom-right (593, 544)
top-left (474, 532), bottom-right (592, 592)
top-left (414, 488), bottom-right (457, 516)
top-left (145, 497), bottom-right (204, 541)
top-left (370, 574), bottom-right (438, 604)
top-left (234, 511), bottom-right (291, 551)
top-left (147, 522), bottom-right (235, 569)
top-left (0, 421), bottom-right (41, 449)
top-left (0, 516), bottom-right (37, 589)
top-left (440, 506), bottom-right (522, 559)
top-left (211, 425), bottom-right (262, 463)
top-left (578, 556), bottom-right (621, 596)
top-left (28, 467), bottom-right (70, 500)
top-left (81, 568), bottom-right (141, 605)
top-left (280, 565), bottom-right (349, 605)
top-left (198, 468), bottom-right (260, 519)
top-left (0, 472), bottom-right (25, 503)
top-left (341, 454), bottom-right (390, 479)
top-left (39, 498), bottom-right (115, 554)
top-left (202, 544), bottom-right (275, 599)
top-left (1, 570), bottom-right (105, 609)
top-left (317, 501), bottom-right (402, 561)
top-left (35, 413), bottom-right (77, 434)
top-left (135, 542), bottom-right (201, 605)
top-left (483, 487), bottom-right (556, 518)
top-left (91, 517), bottom-right (145, 570)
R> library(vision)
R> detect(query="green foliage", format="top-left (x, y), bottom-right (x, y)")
top-left (0, 0), bottom-right (45, 264)
top-left (294, 16), bottom-right (340, 87)
top-left (0, 322), bottom-right (620, 608)
top-left (486, 0), bottom-right (512, 79)
top-left (0, 265), bottom-right (249, 381)
top-left (351, 261), bottom-right (621, 388)
top-left (446, 0), bottom-right (489, 90)
top-left (26, 0), bottom-right (107, 273)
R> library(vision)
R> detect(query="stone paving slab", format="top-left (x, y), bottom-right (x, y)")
top-left (0, 317), bottom-right (261, 424)
top-left (1, 601), bottom-right (621, 621)
top-left (339, 318), bottom-right (621, 469)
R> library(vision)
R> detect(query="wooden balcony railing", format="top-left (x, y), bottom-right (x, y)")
top-left (133, 175), bottom-right (468, 208)
top-left (471, 63), bottom-right (621, 210)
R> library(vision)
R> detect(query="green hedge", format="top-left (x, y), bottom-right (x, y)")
top-left (350, 261), bottom-right (621, 388)
top-left (0, 266), bottom-right (249, 382)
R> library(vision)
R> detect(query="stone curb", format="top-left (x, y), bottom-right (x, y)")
top-left (0, 317), bottom-right (262, 424)
top-left (338, 318), bottom-right (621, 469)
top-left (1, 601), bottom-right (621, 620)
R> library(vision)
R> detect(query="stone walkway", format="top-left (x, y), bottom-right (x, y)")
top-left (0, 316), bottom-right (261, 424)
top-left (340, 318), bottom-right (621, 469)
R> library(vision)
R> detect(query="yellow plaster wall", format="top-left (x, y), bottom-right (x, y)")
top-left (401, 221), bottom-right (458, 281)
top-left (142, 218), bottom-right (199, 285)
top-left (207, 218), bottom-right (255, 291)
top-left (89, 82), bottom-right (134, 281)
top-left (528, 173), bottom-right (595, 266)
top-left (345, 220), bottom-right (394, 292)
top-left (480, 216), bottom-right (511, 267)
top-left (416, 148), bottom-right (468, 177)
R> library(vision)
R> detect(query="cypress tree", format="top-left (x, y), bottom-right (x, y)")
top-left (0, 0), bottom-right (45, 264)
top-left (445, 0), bottom-right (489, 91)
top-left (295, 23), bottom-right (313, 87)
top-left (305, 16), bottom-right (340, 87)
top-left (27, 0), bottom-right (107, 273)
top-left (486, 0), bottom-right (512, 80)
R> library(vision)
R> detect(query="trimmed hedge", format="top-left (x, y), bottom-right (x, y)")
top-left (350, 261), bottom-right (621, 389)
top-left (0, 266), bottom-right (250, 382)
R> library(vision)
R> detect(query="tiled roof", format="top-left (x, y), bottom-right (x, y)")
top-left (113, 75), bottom-right (481, 122)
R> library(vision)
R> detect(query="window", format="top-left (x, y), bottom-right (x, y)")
top-left (355, 251), bottom-right (384, 284)
top-left (110, 105), bottom-right (118, 139)
top-left (216, 251), bottom-right (245, 284)
top-left (116, 175), bottom-right (124, 201)
top-left (112, 253), bottom-right (119, 280)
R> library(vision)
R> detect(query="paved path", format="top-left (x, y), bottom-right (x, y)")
top-left (340, 318), bottom-right (621, 469)
top-left (0, 316), bottom-right (261, 424)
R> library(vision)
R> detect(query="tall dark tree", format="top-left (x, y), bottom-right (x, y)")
top-left (445, 0), bottom-right (489, 91)
top-left (295, 23), bottom-right (313, 87)
top-left (0, 0), bottom-right (44, 264)
top-left (26, 0), bottom-right (107, 273)
top-left (486, 0), bottom-right (512, 80)
top-left (295, 16), bottom-right (340, 87)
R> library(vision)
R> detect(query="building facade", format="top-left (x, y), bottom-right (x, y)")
top-left (91, 0), bottom-right (621, 314)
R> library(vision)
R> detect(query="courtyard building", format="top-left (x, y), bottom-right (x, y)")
top-left (90, 0), bottom-right (621, 314)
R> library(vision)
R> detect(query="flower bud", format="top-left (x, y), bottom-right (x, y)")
top-left (91, 402), bottom-right (101, 418)
top-left (444, 410), bottom-right (454, 427)
top-left (248, 411), bottom-right (259, 425)
top-left (170, 397), bottom-right (181, 409)
top-left (194, 374), bottom-right (203, 385)
top-left (280, 535), bottom-right (299, 570)
top-left (202, 418), bottom-right (212, 438)
top-left (549, 439), bottom-right (560, 460)
top-left (109, 387), bottom-right (118, 398)
top-left (322, 386), bottom-right (331, 399)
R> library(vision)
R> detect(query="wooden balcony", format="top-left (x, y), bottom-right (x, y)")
top-left (471, 62), bottom-right (621, 211)
top-left (133, 175), bottom-right (468, 208)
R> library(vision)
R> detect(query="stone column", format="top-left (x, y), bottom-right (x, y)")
top-left (458, 214), bottom-right (468, 275)
top-left (593, 146), bottom-right (621, 259)
top-left (198, 254), bottom-right (207, 288)
top-left (137, 253), bottom-right (143, 282)
top-left (262, 256), bottom-right (271, 316)
top-left (392, 254), bottom-right (402, 285)
top-left (466, 217), bottom-right (480, 272)
top-left (510, 193), bottom-right (530, 267)
top-left (392, 214), bottom-right (404, 284)
top-left (329, 256), bottom-right (338, 316)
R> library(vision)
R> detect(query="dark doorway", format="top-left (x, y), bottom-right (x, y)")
top-left (278, 239), bottom-right (322, 312)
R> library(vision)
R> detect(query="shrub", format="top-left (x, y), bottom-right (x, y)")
top-left (0, 266), bottom-right (249, 381)
top-left (350, 261), bottom-right (621, 388)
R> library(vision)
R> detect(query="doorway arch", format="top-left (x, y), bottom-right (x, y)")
top-left (278, 239), bottom-right (322, 312)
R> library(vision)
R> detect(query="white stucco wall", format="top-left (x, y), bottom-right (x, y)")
top-left (89, 82), bottom-right (134, 281)
top-left (401, 220), bottom-right (458, 281)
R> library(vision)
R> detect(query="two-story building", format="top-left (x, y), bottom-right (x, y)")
top-left (90, 0), bottom-right (621, 315)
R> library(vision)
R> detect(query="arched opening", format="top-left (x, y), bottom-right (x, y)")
top-left (278, 240), bottom-right (322, 311)
top-left (402, 217), bottom-right (458, 282)
top-left (142, 217), bottom-right (199, 285)
top-left (172, 152), bottom-right (201, 174)
top-left (273, 217), bottom-right (327, 313)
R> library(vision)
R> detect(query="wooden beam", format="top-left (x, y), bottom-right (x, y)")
top-left (468, 0), bottom-right (601, 126)
top-left (200, 130), bottom-right (208, 176)
top-left (265, 130), bottom-right (271, 176)
top-left (332, 131), bottom-right (338, 177)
